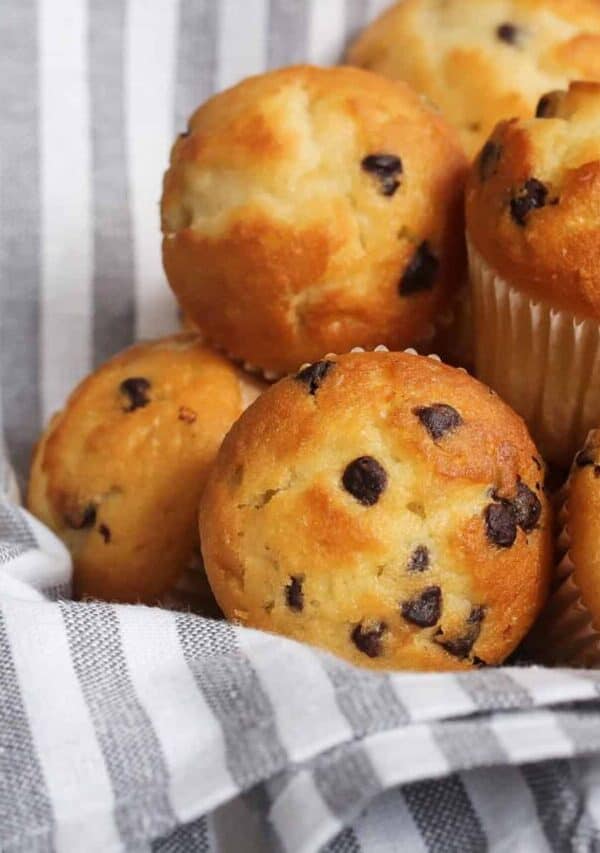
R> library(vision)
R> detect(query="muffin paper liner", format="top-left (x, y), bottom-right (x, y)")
top-left (526, 465), bottom-right (600, 667)
top-left (468, 239), bottom-right (600, 468)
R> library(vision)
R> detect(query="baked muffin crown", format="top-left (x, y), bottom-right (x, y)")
top-left (466, 81), bottom-right (600, 318)
top-left (566, 429), bottom-right (600, 625)
top-left (27, 333), bottom-right (255, 604)
top-left (199, 351), bottom-right (552, 671)
top-left (348, 0), bottom-right (600, 157)
top-left (161, 65), bottom-right (467, 374)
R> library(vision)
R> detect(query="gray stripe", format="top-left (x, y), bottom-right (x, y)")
top-left (174, 0), bottom-right (218, 132)
top-left (314, 744), bottom-right (382, 821)
top-left (322, 657), bottom-right (409, 737)
top-left (344, 0), bottom-right (368, 51)
top-left (458, 668), bottom-right (534, 711)
top-left (0, 0), bottom-right (41, 482)
top-left (0, 542), bottom-right (29, 564)
top-left (267, 0), bottom-right (310, 68)
top-left (0, 610), bottom-right (54, 851)
top-left (175, 614), bottom-right (288, 790)
top-left (403, 774), bottom-right (487, 853)
top-left (89, 0), bottom-right (135, 366)
top-left (153, 816), bottom-right (211, 853)
top-left (324, 826), bottom-right (363, 853)
top-left (60, 602), bottom-right (176, 844)
top-left (521, 760), bottom-right (583, 853)
top-left (0, 501), bottom-right (37, 548)
top-left (555, 707), bottom-right (600, 754)
top-left (433, 718), bottom-right (508, 769)
top-left (41, 582), bottom-right (71, 602)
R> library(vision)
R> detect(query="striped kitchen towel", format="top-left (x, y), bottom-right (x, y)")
top-left (3, 452), bottom-right (600, 852)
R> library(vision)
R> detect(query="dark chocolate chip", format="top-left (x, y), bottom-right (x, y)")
top-left (532, 455), bottom-right (542, 470)
top-left (408, 545), bottom-right (430, 572)
top-left (510, 178), bottom-right (548, 226)
top-left (120, 377), bottom-right (151, 411)
top-left (485, 502), bottom-right (517, 547)
top-left (399, 241), bottom-right (439, 296)
top-left (285, 576), bottom-right (304, 612)
top-left (295, 360), bottom-right (334, 395)
top-left (479, 140), bottom-right (502, 181)
top-left (535, 91), bottom-right (563, 118)
top-left (99, 523), bottom-right (111, 544)
top-left (595, 465), bottom-right (600, 478)
top-left (342, 456), bottom-right (388, 506)
top-left (512, 480), bottom-right (541, 532)
top-left (65, 503), bottom-right (97, 530)
top-left (351, 621), bottom-right (386, 657)
top-left (434, 605), bottom-right (485, 659)
top-left (496, 22), bottom-right (520, 44)
top-left (413, 403), bottom-right (462, 441)
top-left (401, 586), bottom-right (442, 627)
top-left (361, 153), bottom-right (403, 197)
top-left (472, 656), bottom-right (488, 668)
top-left (576, 448), bottom-right (595, 467)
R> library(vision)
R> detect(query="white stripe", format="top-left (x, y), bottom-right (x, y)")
top-left (125, 0), bottom-right (179, 340)
top-left (1, 600), bottom-right (120, 851)
top-left (354, 788), bottom-right (427, 853)
top-left (308, 0), bottom-right (346, 65)
top-left (489, 710), bottom-right (575, 764)
top-left (116, 606), bottom-right (236, 823)
top-left (507, 666), bottom-right (598, 705)
top-left (461, 766), bottom-right (551, 853)
top-left (366, 725), bottom-right (449, 787)
top-left (389, 672), bottom-right (476, 722)
top-left (38, 0), bottom-right (92, 420)
top-left (270, 768), bottom-right (342, 853)
top-left (235, 629), bottom-right (353, 762)
top-left (217, 0), bottom-right (268, 91)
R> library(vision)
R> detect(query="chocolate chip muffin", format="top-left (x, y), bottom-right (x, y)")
top-left (348, 0), bottom-right (600, 158)
top-left (28, 334), bottom-right (263, 604)
top-left (466, 81), bottom-right (600, 467)
top-left (161, 65), bottom-right (467, 376)
top-left (199, 351), bottom-right (551, 671)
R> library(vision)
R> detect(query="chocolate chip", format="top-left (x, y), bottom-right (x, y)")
top-left (496, 22), bottom-right (520, 44)
top-left (295, 360), bottom-right (334, 395)
top-left (510, 178), bottom-right (548, 226)
top-left (361, 153), bottom-right (403, 197)
top-left (472, 656), bottom-right (488, 668)
top-left (532, 455), bottom-right (542, 471)
top-left (99, 523), bottom-right (111, 544)
top-left (595, 465), bottom-right (600, 478)
top-left (399, 241), bottom-right (439, 296)
top-left (401, 586), bottom-right (442, 627)
top-left (576, 448), bottom-right (595, 467)
top-left (434, 605), bottom-right (485, 659)
top-left (178, 406), bottom-right (197, 424)
top-left (351, 621), bottom-right (386, 657)
top-left (408, 545), bottom-right (430, 572)
top-left (535, 91), bottom-right (563, 118)
top-left (120, 377), bottom-right (151, 411)
top-left (342, 456), bottom-right (387, 506)
top-left (414, 403), bottom-right (462, 441)
top-left (285, 576), bottom-right (304, 612)
top-left (512, 481), bottom-right (541, 532)
top-left (485, 502), bottom-right (517, 547)
top-left (65, 503), bottom-right (97, 530)
top-left (479, 140), bottom-right (502, 181)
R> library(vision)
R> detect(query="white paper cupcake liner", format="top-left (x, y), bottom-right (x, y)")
top-left (468, 239), bottom-right (600, 468)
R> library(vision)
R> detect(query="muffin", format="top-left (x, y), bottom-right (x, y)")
top-left (28, 333), bottom-right (262, 604)
top-left (199, 350), bottom-right (552, 671)
top-left (528, 430), bottom-right (600, 666)
top-left (161, 65), bottom-right (467, 377)
top-left (466, 81), bottom-right (600, 468)
top-left (348, 0), bottom-right (600, 158)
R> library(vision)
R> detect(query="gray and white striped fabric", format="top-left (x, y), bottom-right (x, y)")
top-left (3, 1), bottom-right (600, 851)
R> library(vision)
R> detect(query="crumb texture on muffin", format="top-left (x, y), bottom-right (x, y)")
top-left (466, 81), bottom-right (600, 318)
top-left (348, 0), bottom-right (600, 157)
top-left (199, 351), bottom-right (551, 671)
top-left (162, 65), bottom-right (467, 374)
top-left (27, 333), bottom-right (247, 604)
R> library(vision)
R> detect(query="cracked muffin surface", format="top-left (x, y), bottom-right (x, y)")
top-left (161, 65), bottom-right (467, 375)
top-left (199, 351), bottom-right (552, 671)
top-left (27, 333), bottom-right (262, 604)
top-left (348, 0), bottom-right (600, 158)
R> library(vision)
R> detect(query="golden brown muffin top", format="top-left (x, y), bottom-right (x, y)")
top-left (27, 333), bottom-right (258, 604)
top-left (200, 351), bottom-right (551, 671)
top-left (161, 65), bottom-right (467, 374)
top-left (565, 429), bottom-right (600, 626)
top-left (348, 0), bottom-right (600, 157)
top-left (466, 81), bottom-right (600, 318)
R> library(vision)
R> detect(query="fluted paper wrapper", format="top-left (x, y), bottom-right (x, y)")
top-left (468, 240), bottom-right (600, 468)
